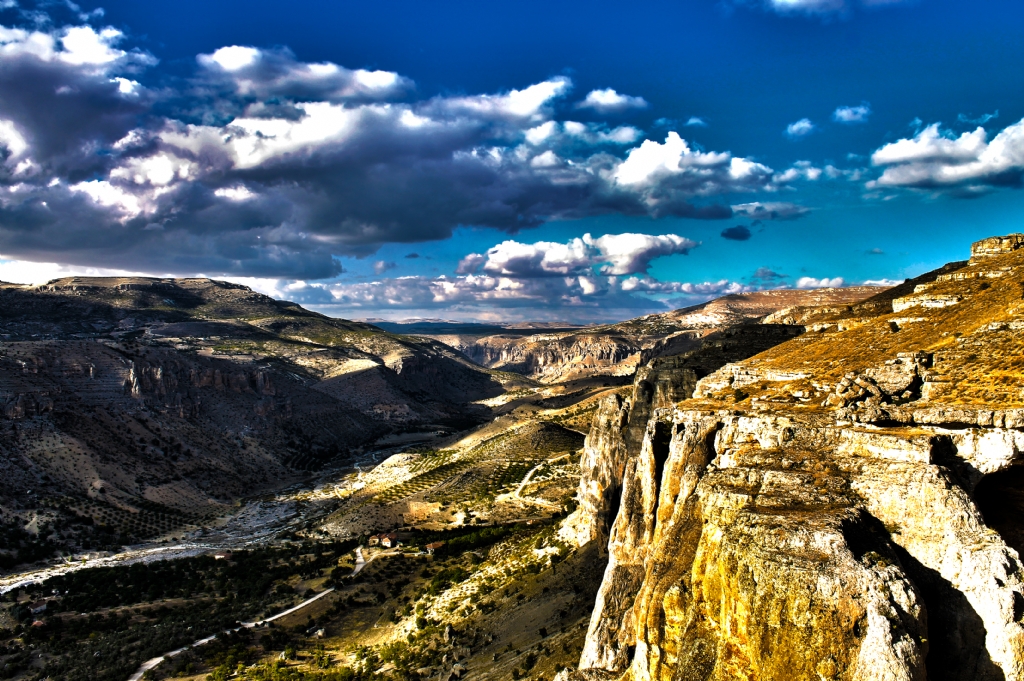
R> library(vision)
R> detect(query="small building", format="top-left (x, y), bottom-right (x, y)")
top-left (29, 600), bottom-right (48, 615)
top-left (425, 541), bottom-right (445, 555)
top-left (367, 534), bottom-right (381, 546)
top-left (379, 532), bottom-right (399, 548)
top-left (213, 551), bottom-right (233, 560)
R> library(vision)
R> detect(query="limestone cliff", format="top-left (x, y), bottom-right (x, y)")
top-left (561, 235), bottom-right (1024, 681)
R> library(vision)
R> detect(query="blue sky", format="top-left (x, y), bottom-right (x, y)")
top-left (0, 0), bottom-right (1022, 321)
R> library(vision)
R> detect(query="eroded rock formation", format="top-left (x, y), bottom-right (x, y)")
top-left (560, 235), bottom-right (1024, 681)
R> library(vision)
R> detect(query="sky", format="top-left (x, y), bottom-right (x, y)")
top-left (0, 0), bottom-right (1022, 322)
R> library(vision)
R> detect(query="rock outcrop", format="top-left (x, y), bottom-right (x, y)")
top-left (560, 235), bottom-right (1024, 681)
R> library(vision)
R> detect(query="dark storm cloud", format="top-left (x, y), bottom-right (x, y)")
top-left (720, 225), bottom-right (751, 241)
top-left (0, 12), bottom-right (792, 279)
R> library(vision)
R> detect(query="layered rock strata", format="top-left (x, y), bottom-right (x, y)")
top-left (561, 235), bottom-right (1024, 681)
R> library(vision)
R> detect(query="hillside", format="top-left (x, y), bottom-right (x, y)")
top-left (0, 277), bottom-right (505, 559)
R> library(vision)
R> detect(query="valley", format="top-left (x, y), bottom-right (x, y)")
top-left (4, 236), bottom-right (1024, 681)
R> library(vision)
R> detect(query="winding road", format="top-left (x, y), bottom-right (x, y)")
top-left (126, 587), bottom-right (336, 681)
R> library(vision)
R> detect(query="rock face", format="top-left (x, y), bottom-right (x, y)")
top-left (561, 235), bottom-right (1024, 681)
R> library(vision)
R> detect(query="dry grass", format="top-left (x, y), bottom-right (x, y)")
top-left (697, 246), bottom-right (1024, 408)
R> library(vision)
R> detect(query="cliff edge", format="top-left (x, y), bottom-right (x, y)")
top-left (559, 234), bottom-right (1024, 681)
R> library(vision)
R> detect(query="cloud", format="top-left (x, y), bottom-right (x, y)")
top-left (869, 119), bottom-right (1024, 190)
top-left (457, 232), bottom-right (697, 278)
top-left (577, 88), bottom-right (648, 113)
top-left (866, 247), bottom-right (884, 255)
top-left (749, 0), bottom-right (913, 15)
top-left (768, 0), bottom-right (846, 13)
top-left (731, 201), bottom-right (811, 220)
top-left (196, 45), bottom-right (413, 104)
top-left (612, 132), bottom-right (776, 216)
top-left (721, 225), bottom-right (751, 241)
top-left (684, 117), bottom-right (708, 127)
top-left (833, 103), bottom-right (871, 124)
top-left (785, 118), bottom-right (815, 138)
top-left (958, 110), bottom-right (999, 126)
top-left (404, 252), bottom-right (420, 259)
top-left (0, 10), bottom-right (788, 282)
top-left (862, 277), bottom-right (902, 286)
top-left (751, 267), bottom-right (787, 282)
top-left (795, 275), bottom-right (844, 288)
top-left (373, 260), bottom-right (396, 274)
top-left (774, 160), bottom-right (822, 182)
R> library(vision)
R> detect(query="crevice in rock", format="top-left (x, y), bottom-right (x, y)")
top-left (885, 529), bottom-right (1006, 681)
top-left (974, 465), bottom-right (1024, 556)
top-left (650, 421), bottom-right (672, 514)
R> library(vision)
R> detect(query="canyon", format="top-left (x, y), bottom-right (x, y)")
top-left (4, 235), bottom-right (1024, 681)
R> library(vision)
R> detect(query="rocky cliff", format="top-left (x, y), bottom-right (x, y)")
top-left (560, 235), bottom-right (1024, 681)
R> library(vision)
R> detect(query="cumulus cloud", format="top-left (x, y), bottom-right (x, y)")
top-left (577, 88), bottom-right (648, 113)
top-left (774, 160), bottom-right (822, 182)
top-left (196, 45), bottom-right (413, 103)
top-left (785, 118), bottom-right (815, 138)
top-left (795, 276), bottom-right (844, 288)
top-left (731, 201), bottom-right (811, 220)
top-left (457, 232), bottom-right (697, 278)
top-left (612, 132), bottom-right (777, 216)
top-left (0, 11), bottom-right (793, 280)
top-left (684, 117), bottom-right (708, 127)
top-left (833, 103), bottom-right (871, 123)
top-left (869, 119), bottom-right (1024, 190)
top-left (373, 260), bottom-right (396, 274)
top-left (721, 225), bottom-right (751, 241)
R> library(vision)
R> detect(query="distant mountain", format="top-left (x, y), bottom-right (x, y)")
top-left (423, 286), bottom-right (891, 383)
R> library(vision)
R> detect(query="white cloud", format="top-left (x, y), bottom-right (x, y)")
top-left (0, 119), bottom-right (27, 158)
top-left (214, 185), bottom-right (256, 201)
top-left (785, 118), bottom-right (815, 138)
top-left (795, 276), bottom-right (845, 289)
top-left (200, 45), bottom-right (260, 71)
top-left (774, 160), bottom-right (822, 182)
top-left (612, 132), bottom-right (774, 204)
top-left (373, 260), bottom-right (396, 275)
top-left (869, 119), bottom-right (1024, 189)
top-left (590, 233), bottom-right (698, 275)
top-left (457, 232), bottom-right (697, 279)
top-left (0, 258), bottom-right (151, 284)
top-left (69, 180), bottom-right (143, 217)
top-left (833, 103), bottom-right (871, 124)
top-left (684, 117), bottom-right (708, 127)
top-left (577, 88), bottom-right (648, 114)
top-left (439, 77), bottom-right (571, 121)
top-left (196, 45), bottom-right (410, 102)
top-left (731, 201), bottom-right (811, 220)
top-left (561, 121), bottom-right (641, 145)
